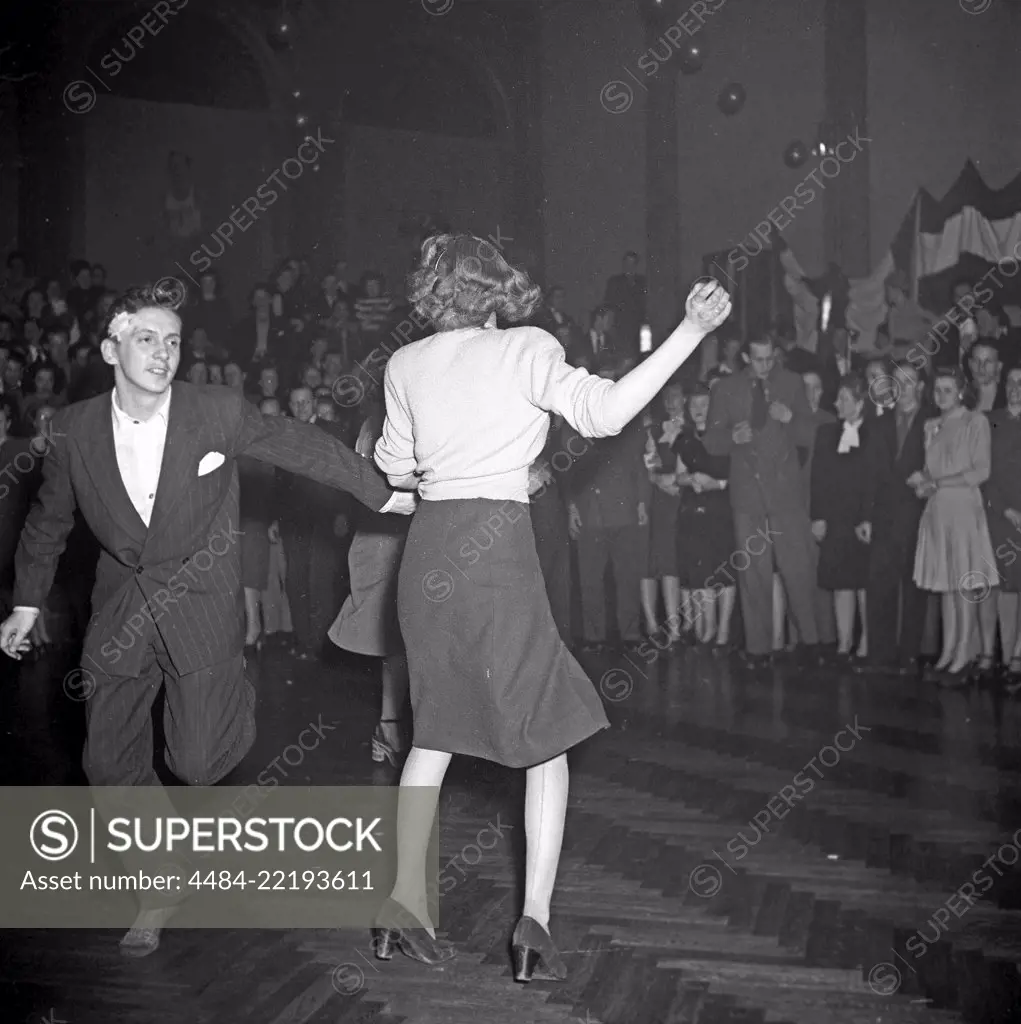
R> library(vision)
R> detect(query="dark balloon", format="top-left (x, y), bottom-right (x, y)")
top-left (784, 140), bottom-right (809, 168)
top-left (678, 38), bottom-right (705, 73)
top-left (718, 83), bottom-right (746, 115)
top-left (266, 22), bottom-right (292, 52)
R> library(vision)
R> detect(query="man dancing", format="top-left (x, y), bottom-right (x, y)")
top-left (0, 285), bottom-right (413, 956)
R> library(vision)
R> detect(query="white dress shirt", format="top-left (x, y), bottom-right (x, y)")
top-left (837, 417), bottom-right (862, 454)
top-left (111, 387), bottom-right (171, 527)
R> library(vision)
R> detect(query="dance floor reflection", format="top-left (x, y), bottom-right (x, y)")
top-left (2, 641), bottom-right (1021, 1024)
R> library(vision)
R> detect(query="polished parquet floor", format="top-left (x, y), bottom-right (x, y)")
top-left (3, 638), bottom-right (1021, 1024)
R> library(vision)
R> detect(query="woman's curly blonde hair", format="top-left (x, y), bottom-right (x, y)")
top-left (406, 233), bottom-right (542, 331)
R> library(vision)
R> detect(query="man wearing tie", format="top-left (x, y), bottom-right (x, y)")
top-left (584, 305), bottom-right (617, 365)
top-left (0, 285), bottom-right (414, 956)
top-left (704, 337), bottom-right (819, 662)
top-left (862, 361), bottom-right (929, 675)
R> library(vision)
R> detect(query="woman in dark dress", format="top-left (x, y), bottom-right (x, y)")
top-left (673, 383), bottom-right (735, 649)
top-left (640, 381), bottom-right (686, 643)
top-left (238, 453), bottom-right (276, 655)
top-left (983, 366), bottom-right (1021, 688)
top-left (809, 372), bottom-right (883, 663)
top-left (328, 396), bottom-right (411, 765)
top-left (372, 233), bottom-right (730, 979)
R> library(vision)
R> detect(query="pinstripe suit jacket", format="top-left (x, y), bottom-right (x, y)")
top-left (13, 382), bottom-right (394, 678)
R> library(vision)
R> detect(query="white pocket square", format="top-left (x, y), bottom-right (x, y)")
top-left (198, 451), bottom-right (226, 477)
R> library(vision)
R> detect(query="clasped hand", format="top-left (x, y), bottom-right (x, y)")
top-left (906, 470), bottom-right (936, 498)
top-left (684, 280), bottom-right (732, 333)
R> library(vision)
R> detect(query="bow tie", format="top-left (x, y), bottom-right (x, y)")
top-left (837, 420), bottom-right (861, 454)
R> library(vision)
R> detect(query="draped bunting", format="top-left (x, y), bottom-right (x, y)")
top-left (780, 160), bottom-right (1021, 353)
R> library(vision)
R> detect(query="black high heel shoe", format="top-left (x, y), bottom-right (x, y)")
top-left (372, 898), bottom-right (455, 966)
top-left (510, 916), bottom-right (567, 983)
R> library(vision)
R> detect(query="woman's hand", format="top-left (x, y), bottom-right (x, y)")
top-left (567, 502), bottom-right (582, 539)
top-left (684, 281), bottom-right (732, 334)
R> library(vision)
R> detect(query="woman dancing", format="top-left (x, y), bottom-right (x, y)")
top-left (328, 392), bottom-right (411, 765)
top-left (371, 235), bottom-right (730, 981)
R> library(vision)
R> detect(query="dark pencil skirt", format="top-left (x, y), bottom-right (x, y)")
top-left (398, 498), bottom-right (610, 767)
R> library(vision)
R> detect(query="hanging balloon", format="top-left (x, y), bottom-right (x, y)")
top-left (717, 83), bottom-right (746, 115)
top-left (678, 38), bottom-right (705, 74)
top-left (784, 140), bottom-right (808, 168)
top-left (266, 20), bottom-right (292, 51)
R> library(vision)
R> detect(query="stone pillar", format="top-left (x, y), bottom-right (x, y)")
top-left (823, 0), bottom-right (870, 276)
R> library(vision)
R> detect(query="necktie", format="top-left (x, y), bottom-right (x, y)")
top-left (750, 378), bottom-right (768, 429)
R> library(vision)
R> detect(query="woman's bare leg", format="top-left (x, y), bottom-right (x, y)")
top-left (379, 651), bottom-right (409, 750)
top-left (243, 587), bottom-right (261, 646)
top-left (389, 746), bottom-right (452, 936)
top-left (523, 753), bottom-right (569, 930)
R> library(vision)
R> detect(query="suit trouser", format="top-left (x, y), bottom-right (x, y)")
top-left (868, 511), bottom-right (926, 665)
top-left (83, 630), bottom-right (255, 907)
top-left (810, 540), bottom-right (837, 645)
top-left (530, 489), bottom-right (572, 642)
top-left (283, 524), bottom-right (339, 654)
top-left (733, 508), bottom-right (818, 655)
top-left (577, 525), bottom-right (646, 642)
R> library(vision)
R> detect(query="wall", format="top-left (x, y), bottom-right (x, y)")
top-left (867, 0), bottom-right (1021, 266)
top-left (0, 86), bottom-right (19, 258)
top-left (675, 0), bottom-right (827, 283)
top-left (540, 0), bottom-right (647, 324)
top-left (83, 96), bottom-right (279, 316)
top-left (343, 125), bottom-right (504, 296)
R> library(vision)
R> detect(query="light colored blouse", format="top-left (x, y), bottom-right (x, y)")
top-left (923, 407), bottom-right (991, 488)
top-left (375, 324), bottom-right (619, 502)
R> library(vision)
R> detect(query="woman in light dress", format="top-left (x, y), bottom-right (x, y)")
top-left (912, 368), bottom-right (994, 683)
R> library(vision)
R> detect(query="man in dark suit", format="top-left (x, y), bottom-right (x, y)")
top-left (277, 385), bottom-right (351, 659)
top-left (564, 358), bottom-right (650, 650)
top-left (967, 339), bottom-right (1006, 413)
top-left (862, 360), bottom-right (929, 675)
top-left (535, 286), bottom-right (578, 339)
top-left (0, 397), bottom-right (43, 594)
top-left (603, 251), bottom-right (647, 358)
top-left (704, 337), bottom-right (819, 663)
top-left (0, 285), bottom-right (413, 956)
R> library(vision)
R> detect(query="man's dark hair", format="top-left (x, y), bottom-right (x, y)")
top-left (70, 259), bottom-right (91, 278)
top-left (969, 338), bottom-right (1002, 362)
top-left (91, 262), bottom-right (106, 276)
top-left (32, 360), bottom-right (58, 390)
top-left (7, 250), bottom-right (26, 268)
top-left (744, 336), bottom-right (775, 353)
top-left (6, 347), bottom-right (26, 368)
top-left (101, 284), bottom-right (184, 341)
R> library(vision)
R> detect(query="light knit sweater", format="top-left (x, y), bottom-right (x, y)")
top-left (375, 324), bottom-right (620, 502)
